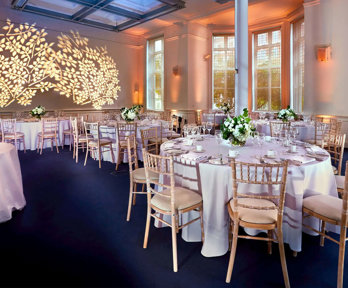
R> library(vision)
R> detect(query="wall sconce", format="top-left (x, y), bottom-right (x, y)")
top-left (317, 45), bottom-right (331, 62)
top-left (203, 54), bottom-right (211, 61)
top-left (172, 65), bottom-right (179, 76)
top-left (134, 83), bottom-right (140, 104)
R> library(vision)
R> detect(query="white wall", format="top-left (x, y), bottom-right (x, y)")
top-left (0, 0), bottom-right (142, 112)
top-left (304, 0), bottom-right (348, 117)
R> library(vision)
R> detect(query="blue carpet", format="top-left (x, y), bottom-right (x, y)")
top-left (0, 148), bottom-right (347, 287)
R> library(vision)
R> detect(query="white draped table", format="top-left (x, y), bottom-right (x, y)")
top-left (253, 120), bottom-right (315, 141)
top-left (0, 143), bottom-right (26, 222)
top-left (16, 119), bottom-right (70, 151)
top-left (160, 135), bottom-right (338, 257)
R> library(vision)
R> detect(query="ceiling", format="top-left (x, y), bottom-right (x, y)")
top-left (11, 0), bottom-right (304, 35)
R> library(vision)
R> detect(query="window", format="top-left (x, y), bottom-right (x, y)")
top-left (253, 29), bottom-right (281, 111)
top-left (146, 37), bottom-right (164, 111)
top-left (212, 35), bottom-right (235, 109)
top-left (291, 19), bottom-right (305, 112)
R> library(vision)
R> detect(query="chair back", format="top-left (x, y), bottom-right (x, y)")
top-left (126, 134), bottom-right (139, 173)
top-left (142, 149), bottom-right (175, 206)
top-left (117, 122), bottom-right (137, 147)
top-left (329, 118), bottom-right (342, 135)
top-left (1, 118), bottom-right (16, 138)
top-left (269, 121), bottom-right (290, 137)
top-left (71, 117), bottom-right (79, 141)
top-left (42, 118), bottom-right (58, 136)
top-left (161, 120), bottom-right (174, 140)
top-left (84, 122), bottom-right (100, 146)
top-left (141, 127), bottom-right (159, 154)
top-left (322, 133), bottom-right (346, 175)
top-left (230, 159), bottom-right (289, 225)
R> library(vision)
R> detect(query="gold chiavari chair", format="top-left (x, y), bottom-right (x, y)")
top-left (306, 120), bottom-right (330, 146)
top-left (302, 161), bottom-right (348, 288)
top-left (141, 127), bottom-right (159, 155)
top-left (116, 122), bottom-right (137, 170)
top-left (1, 118), bottom-right (26, 152)
top-left (37, 118), bottom-right (59, 155)
top-left (160, 120), bottom-right (180, 141)
top-left (142, 149), bottom-right (204, 272)
top-left (126, 135), bottom-right (159, 221)
top-left (269, 121), bottom-right (290, 137)
top-left (321, 133), bottom-right (346, 176)
top-left (71, 117), bottom-right (91, 163)
top-left (62, 116), bottom-right (73, 151)
top-left (84, 122), bottom-right (114, 168)
top-left (226, 159), bottom-right (290, 287)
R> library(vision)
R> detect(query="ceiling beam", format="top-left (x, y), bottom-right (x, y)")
top-left (72, 0), bottom-right (113, 20)
top-left (157, 0), bottom-right (185, 8)
top-left (11, 0), bottom-right (29, 9)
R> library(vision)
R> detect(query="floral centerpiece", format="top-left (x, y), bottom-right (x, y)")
top-left (216, 102), bottom-right (231, 115)
top-left (277, 106), bottom-right (298, 122)
top-left (221, 108), bottom-right (255, 146)
top-left (30, 105), bottom-right (46, 120)
top-left (120, 104), bottom-right (143, 122)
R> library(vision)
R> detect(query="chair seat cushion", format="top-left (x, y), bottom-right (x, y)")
top-left (170, 132), bottom-right (181, 138)
top-left (63, 129), bottom-right (72, 134)
top-left (132, 168), bottom-right (159, 182)
top-left (88, 138), bottom-right (113, 146)
top-left (335, 175), bottom-right (345, 189)
top-left (37, 132), bottom-right (55, 138)
top-left (303, 195), bottom-right (343, 223)
top-left (151, 187), bottom-right (202, 211)
top-left (229, 198), bottom-right (277, 224)
top-left (4, 132), bottom-right (24, 138)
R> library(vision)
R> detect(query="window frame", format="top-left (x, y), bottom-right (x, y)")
top-left (211, 34), bottom-right (236, 110)
top-left (252, 27), bottom-right (282, 112)
top-left (146, 36), bottom-right (164, 111)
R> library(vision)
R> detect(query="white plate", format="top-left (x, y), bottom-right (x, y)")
top-left (264, 154), bottom-right (276, 159)
top-left (165, 149), bottom-right (184, 155)
top-left (192, 149), bottom-right (205, 153)
top-left (209, 159), bottom-right (228, 165)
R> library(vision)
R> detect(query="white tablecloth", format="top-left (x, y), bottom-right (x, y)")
top-left (253, 120), bottom-right (315, 141)
top-left (97, 122), bottom-right (162, 163)
top-left (160, 136), bottom-right (338, 256)
top-left (0, 143), bottom-right (26, 222)
top-left (16, 119), bottom-right (70, 151)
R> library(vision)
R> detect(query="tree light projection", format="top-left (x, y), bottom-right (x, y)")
top-left (0, 20), bottom-right (121, 109)
top-left (0, 19), bottom-right (60, 107)
top-left (55, 31), bottom-right (121, 110)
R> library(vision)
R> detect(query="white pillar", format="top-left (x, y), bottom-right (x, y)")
top-left (235, 0), bottom-right (249, 115)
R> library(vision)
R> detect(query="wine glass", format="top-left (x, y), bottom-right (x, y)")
top-left (206, 122), bottom-right (213, 135)
top-left (201, 122), bottom-right (206, 134)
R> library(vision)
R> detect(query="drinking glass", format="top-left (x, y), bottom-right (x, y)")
top-left (202, 122), bottom-right (207, 134)
top-left (206, 122), bottom-right (213, 135)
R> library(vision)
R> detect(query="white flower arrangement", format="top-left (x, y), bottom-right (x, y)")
top-left (277, 106), bottom-right (298, 122)
top-left (221, 108), bottom-right (255, 146)
top-left (30, 105), bottom-right (46, 119)
top-left (120, 104), bottom-right (143, 122)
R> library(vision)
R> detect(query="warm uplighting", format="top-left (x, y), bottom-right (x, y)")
top-left (55, 31), bottom-right (121, 110)
top-left (0, 20), bottom-right (60, 107)
top-left (317, 46), bottom-right (331, 62)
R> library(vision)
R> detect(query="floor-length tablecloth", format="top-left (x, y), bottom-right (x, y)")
top-left (16, 119), bottom-right (70, 151)
top-left (160, 136), bottom-right (338, 257)
top-left (0, 143), bottom-right (26, 222)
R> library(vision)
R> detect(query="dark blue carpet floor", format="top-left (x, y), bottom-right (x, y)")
top-left (0, 148), bottom-right (347, 287)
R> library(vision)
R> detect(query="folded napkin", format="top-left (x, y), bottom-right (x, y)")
top-left (305, 146), bottom-right (327, 156)
top-left (181, 152), bottom-right (207, 162)
top-left (289, 155), bottom-right (316, 164)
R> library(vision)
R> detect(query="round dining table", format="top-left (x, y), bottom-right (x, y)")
top-left (159, 135), bottom-right (338, 257)
top-left (253, 119), bottom-right (315, 141)
top-left (0, 143), bottom-right (26, 222)
top-left (16, 118), bottom-right (70, 151)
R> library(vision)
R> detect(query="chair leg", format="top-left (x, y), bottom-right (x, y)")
top-left (22, 136), bottom-right (26, 153)
top-left (51, 138), bottom-right (53, 151)
top-left (278, 230), bottom-right (290, 288)
top-left (143, 203), bottom-right (151, 249)
top-left (55, 137), bottom-right (59, 154)
top-left (126, 179), bottom-right (134, 222)
top-left (40, 137), bottom-right (44, 155)
top-left (226, 220), bottom-right (239, 283)
top-left (84, 145), bottom-right (89, 166)
top-left (76, 144), bottom-right (79, 163)
top-left (98, 147), bottom-right (102, 168)
top-left (62, 134), bottom-right (65, 149)
top-left (268, 230), bottom-right (273, 255)
top-left (337, 225), bottom-right (347, 288)
top-left (110, 144), bottom-right (115, 163)
top-left (69, 135), bottom-right (72, 151)
top-left (171, 214), bottom-right (178, 272)
top-left (320, 220), bottom-right (326, 247)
